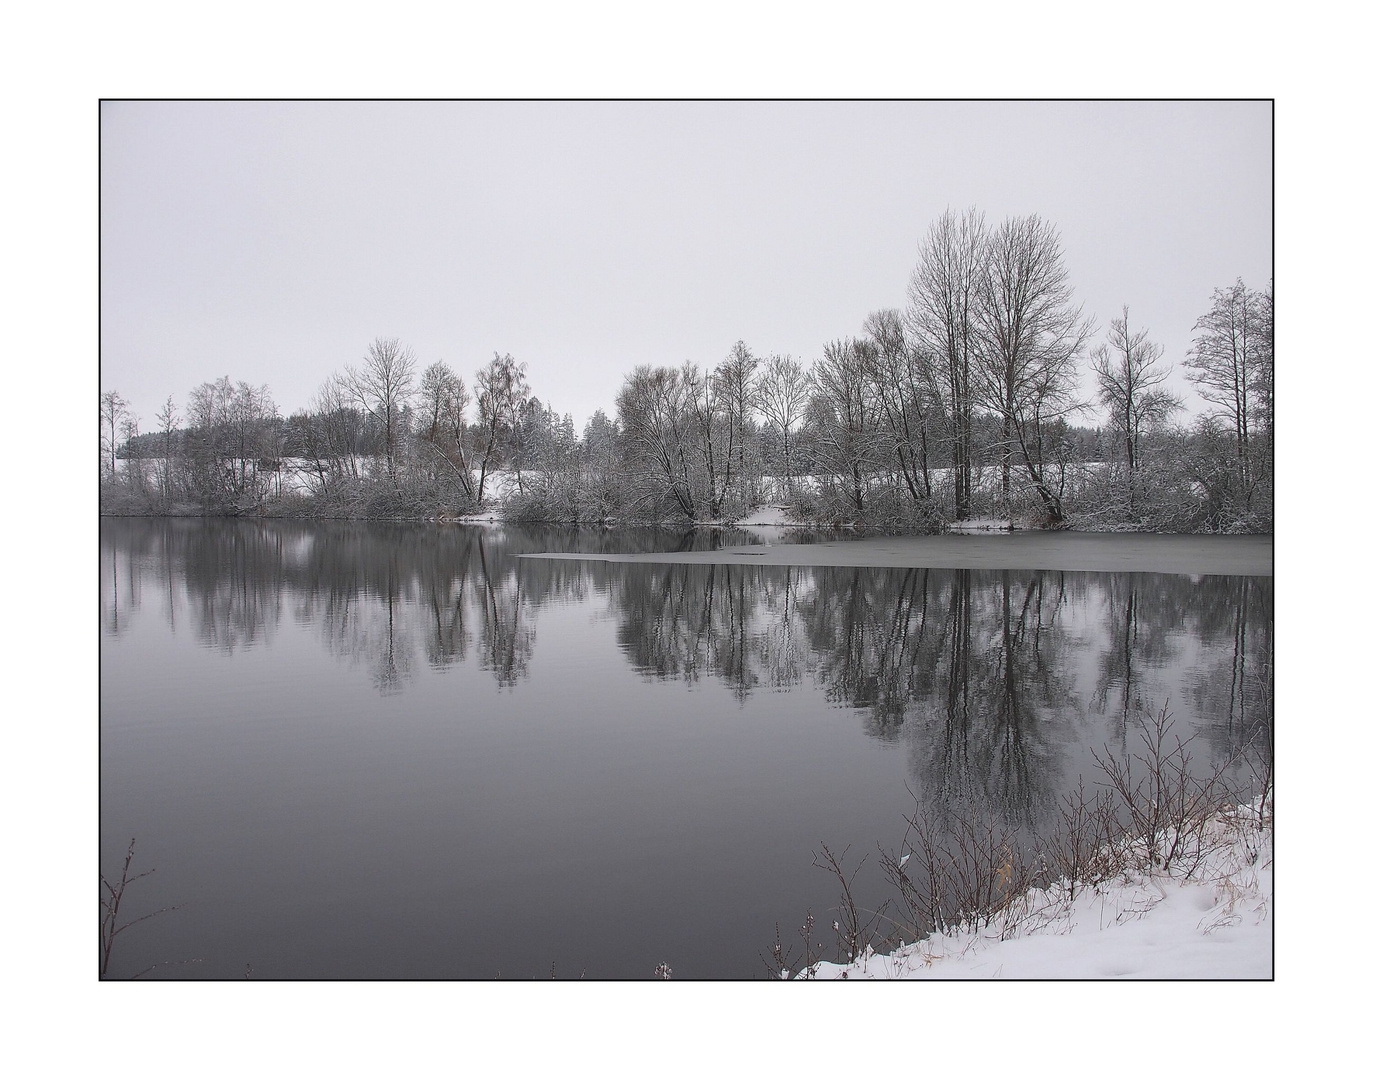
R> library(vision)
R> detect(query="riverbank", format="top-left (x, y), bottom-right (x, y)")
top-left (800, 800), bottom-right (1272, 979)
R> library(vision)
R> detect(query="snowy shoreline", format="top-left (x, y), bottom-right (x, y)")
top-left (791, 801), bottom-right (1272, 980)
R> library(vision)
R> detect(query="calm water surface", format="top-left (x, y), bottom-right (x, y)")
top-left (100, 519), bottom-right (1272, 979)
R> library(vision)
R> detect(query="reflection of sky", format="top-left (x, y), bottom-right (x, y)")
top-left (100, 520), bottom-right (1272, 979)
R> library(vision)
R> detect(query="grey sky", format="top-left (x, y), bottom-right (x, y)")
top-left (100, 100), bottom-right (1271, 433)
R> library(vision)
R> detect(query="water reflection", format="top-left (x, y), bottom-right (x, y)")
top-left (102, 518), bottom-right (1273, 820)
top-left (611, 563), bottom-right (769, 698)
top-left (606, 562), bottom-right (1097, 827)
top-left (101, 519), bottom-right (1273, 977)
top-left (913, 571), bottom-right (1076, 827)
top-left (1188, 575), bottom-right (1274, 769)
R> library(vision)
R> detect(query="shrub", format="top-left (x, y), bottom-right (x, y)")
top-left (769, 704), bottom-right (1273, 976)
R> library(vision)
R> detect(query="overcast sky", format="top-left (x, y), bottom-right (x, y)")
top-left (100, 100), bottom-right (1272, 432)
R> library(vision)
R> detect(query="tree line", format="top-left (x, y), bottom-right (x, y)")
top-left (100, 208), bottom-right (1273, 533)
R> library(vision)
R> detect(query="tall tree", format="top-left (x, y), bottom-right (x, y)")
top-left (119, 414), bottom-right (145, 494)
top-left (510, 396), bottom-right (553, 495)
top-left (863, 307), bottom-right (936, 508)
top-left (807, 338), bottom-right (882, 514)
top-left (712, 341), bottom-right (760, 516)
top-left (288, 376), bottom-right (362, 500)
top-left (755, 354), bottom-right (810, 498)
top-left (972, 215), bottom-right (1092, 523)
top-left (416, 360), bottom-right (474, 500)
top-left (227, 382), bottom-right (278, 501)
top-left (580, 408), bottom-right (622, 519)
top-left (1090, 305), bottom-right (1178, 519)
top-left (1185, 279), bottom-right (1263, 500)
top-left (100, 390), bottom-right (130, 481)
top-left (183, 377), bottom-right (278, 509)
top-left (615, 364), bottom-right (698, 519)
top-left (185, 376), bottom-right (230, 503)
top-left (473, 352), bottom-right (529, 504)
top-left (154, 395), bottom-right (178, 501)
top-left (1252, 280), bottom-right (1274, 486)
top-left (346, 337), bottom-right (416, 483)
top-left (907, 208), bottom-right (986, 520)
top-left (312, 374), bottom-right (368, 490)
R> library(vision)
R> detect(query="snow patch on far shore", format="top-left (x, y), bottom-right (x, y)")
top-left (728, 505), bottom-right (797, 527)
top-left (944, 518), bottom-right (1013, 533)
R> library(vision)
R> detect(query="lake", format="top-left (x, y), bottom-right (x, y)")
top-left (100, 518), bottom-right (1272, 979)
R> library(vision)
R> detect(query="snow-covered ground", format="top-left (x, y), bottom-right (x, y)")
top-left (730, 504), bottom-right (796, 527)
top-left (793, 803), bottom-right (1272, 980)
top-left (944, 517), bottom-right (1014, 533)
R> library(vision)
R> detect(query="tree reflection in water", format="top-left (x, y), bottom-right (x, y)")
top-left (101, 519), bottom-right (1272, 826)
top-left (611, 562), bottom-right (769, 699)
top-left (1187, 574), bottom-right (1274, 779)
top-left (176, 520), bottom-right (285, 653)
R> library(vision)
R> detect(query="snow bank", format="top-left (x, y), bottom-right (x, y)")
top-left (795, 804), bottom-right (1271, 980)
top-left (944, 517), bottom-right (1013, 533)
top-left (729, 505), bottom-right (796, 527)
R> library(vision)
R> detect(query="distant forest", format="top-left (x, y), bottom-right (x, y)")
top-left (100, 210), bottom-right (1273, 534)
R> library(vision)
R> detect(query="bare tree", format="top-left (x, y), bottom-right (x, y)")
top-left (289, 383), bottom-right (345, 499)
top-left (1252, 281), bottom-right (1274, 495)
top-left (1253, 281), bottom-right (1273, 446)
top-left (863, 308), bottom-right (936, 509)
top-left (679, 362), bottom-right (727, 518)
top-left (293, 374), bottom-right (369, 497)
top-left (100, 390), bottom-right (130, 481)
top-left (473, 352), bottom-right (529, 504)
top-left (185, 376), bottom-right (231, 503)
top-left (907, 208), bottom-right (986, 520)
top-left (183, 377), bottom-right (279, 509)
top-left (679, 351), bottom-right (758, 520)
top-left (227, 382), bottom-right (278, 503)
top-left (755, 354), bottom-right (810, 498)
top-left (154, 395), bottom-right (178, 501)
top-left (287, 407), bottom-right (330, 498)
top-left (972, 215), bottom-right (1093, 523)
top-left (1091, 305), bottom-right (1179, 519)
top-left (346, 337), bottom-right (416, 483)
top-left (1185, 281), bottom-right (1258, 478)
top-left (807, 338), bottom-right (882, 514)
top-left (711, 341), bottom-right (760, 515)
top-left (119, 413), bottom-right (145, 493)
top-left (615, 364), bottom-right (698, 519)
top-left (1184, 278), bottom-right (1272, 518)
top-left (417, 360), bottom-right (475, 501)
